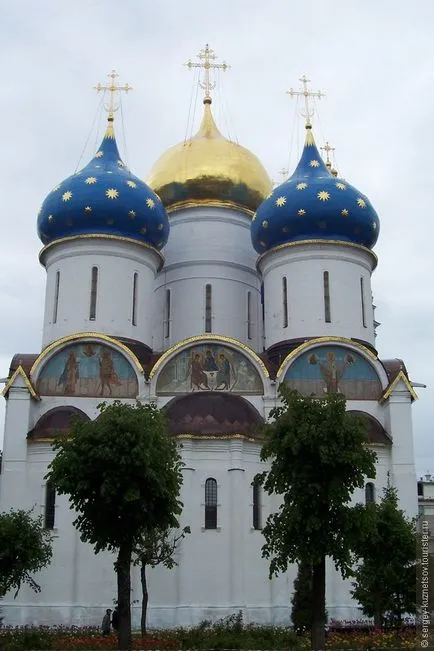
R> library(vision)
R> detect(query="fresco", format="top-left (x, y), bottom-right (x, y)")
top-left (283, 345), bottom-right (381, 400)
top-left (37, 342), bottom-right (138, 397)
top-left (156, 344), bottom-right (263, 395)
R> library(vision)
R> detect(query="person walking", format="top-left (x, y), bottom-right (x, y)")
top-left (101, 608), bottom-right (112, 635)
top-left (111, 606), bottom-right (119, 632)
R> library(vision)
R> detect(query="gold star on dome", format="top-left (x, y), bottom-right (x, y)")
top-left (106, 188), bottom-right (119, 199)
top-left (296, 182), bottom-right (308, 190)
top-left (158, 223), bottom-right (164, 231)
top-left (128, 210), bottom-right (136, 218)
top-left (84, 206), bottom-right (92, 213)
top-left (146, 198), bottom-right (155, 209)
top-left (127, 180), bottom-right (137, 188)
top-left (62, 191), bottom-right (72, 202)
top-left (51, 184), bottom-right (61, 193)
top-left (48, 214), bottom-right (54, 222)
top-left (336, 182), bottom-right (347, 190)
top-left (262, 220), bottom-right (269, 229)
top-left (309, 160), bottom-right (320, 168)
top-left (85, 177), bottom-right (97, 184)
top-left (298, 209), bottom-right (306, 216)
top-left (276, 196), bottom-right (286, 207)
top-left (95, 150), bottom-right (104, 158)
top-left (317, 191), bottom-right (330, 202)
top-left (140, 227), bottom-right (147, 234)
top-left (372, 222), bottom-right (377, 230)
top-left (341, 209), bottom-right (349, 217)
top-left (357, 197), bottom-right (366, 208)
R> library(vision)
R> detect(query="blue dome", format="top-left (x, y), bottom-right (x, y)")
top-left (38, 118), bottom-right (169, 250)
top-left (251, 126), bottom-right (380, 254)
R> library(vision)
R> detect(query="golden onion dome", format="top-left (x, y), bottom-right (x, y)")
top-left (147, 99), bottom-right (272, 215)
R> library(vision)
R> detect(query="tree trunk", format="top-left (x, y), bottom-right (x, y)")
top-left (311, 556), bottom-right (326, 651)
top-left (116, 542), bottom-right (132, 651)
top-left (140, 563), bottom-right (149, 637)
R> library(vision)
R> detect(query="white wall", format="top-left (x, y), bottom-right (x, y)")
top-left (259, 242), bottom-right (377, 349)
top-left (154, 207), bottom-right (262, 352)
top-left (40, 238), bottom-right (162, 348)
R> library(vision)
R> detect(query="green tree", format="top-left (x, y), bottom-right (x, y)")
top-left (46, 401), bottom-right (183, 651)
top-left (0, 509), bottom-right (52, 598)
top-left (291, 559), bottom-right (313, 635)
top-left (258, 387), bottom-right (376, 651)
top-left (133, 525), bottom-right (190, 635)
top-left (352, 484), bottom-right (417, 627)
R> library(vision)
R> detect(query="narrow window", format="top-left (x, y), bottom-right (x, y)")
top-left (360, 277), bottom-right (366, 327)
top-left (205, 284), bottom-right (212, 333)
top-left (44, 483), bottom-right (56, 529)
top-left (247, 291), bottom-right (252, 340)
top-left (282, 276), bottom-right (288, 328)
top-left (89, 266), bottom-right (98, 321)
top-left (261, 282), bottom-right (265, 326)
top-left (205, 478), bottom-right (217, 529)
top-left (365, 482), bottom-right (375, 505)
top-left (253, 481), bottom-right (261, 530)
top-left (165, 289), bottom-right (171, 339)
top-left (53, 271), bottom-right (60, 324)
top-left (132, 273), bottom-right (138, 327)
top-left (323, 271), bottom-right (331, 323)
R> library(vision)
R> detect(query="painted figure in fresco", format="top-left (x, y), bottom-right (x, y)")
top-left (99, 349), bottom-right (121, 396)
top-left (203, 350), bottom-right (218, 372)
top-left (58, 351), bottom-right (79, 394)
top-left (216, 353), bottom-right (231, 390)
top-left (189, 353), bottom-right (210, 390)
top-left (308, 351), bottom-right (354, 394)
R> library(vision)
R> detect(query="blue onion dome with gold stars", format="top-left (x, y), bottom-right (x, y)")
top-left (37, 116), bottom-right (169, 249)
top-left (251, 125), bottom-right (380, 254)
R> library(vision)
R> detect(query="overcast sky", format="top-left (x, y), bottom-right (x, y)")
top-left (0, 0), bottom-right (432, 476)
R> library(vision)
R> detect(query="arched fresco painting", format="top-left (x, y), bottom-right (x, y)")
top-left (283, 345), bottom-right (381, 400)
top-left (156, 344), bottom-right (263, 395)
top-left (37, 342), bottom-right (138, 398)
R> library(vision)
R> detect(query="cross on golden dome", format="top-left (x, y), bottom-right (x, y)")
top-left (286, 75), bottom-right (325, 127)
top-left (185, 44), bottom-right (230, 103)
top-left (321, 141), bottom-right (335, 167)
top-left (94, 70), bottom-right (132, 119)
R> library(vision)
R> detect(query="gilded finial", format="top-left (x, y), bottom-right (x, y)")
top-left (286, 75), bottom-right (325, 128)
top-left (94, 70), bottom-right (132, 122)
top-left (321, 141), bottom-right (335, 169)
top-left (185, 44), bottom-right (230, 104)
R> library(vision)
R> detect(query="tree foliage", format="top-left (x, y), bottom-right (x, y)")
top-left (0, 509), bottom-right (52, 598)
top-left (46, 401), bottom-right (183, 651)
top-left (258, 386), bottom-right (376, 650)
top-left (291, 559), bottom-right (314, 635)
top-left (351, 484), bottom-right (417, 626)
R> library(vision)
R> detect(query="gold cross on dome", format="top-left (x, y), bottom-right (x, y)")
top-left (185, 44), bottom-right (230, 102)
top-left (94, 70), bottom-right (132, 119)
top-left (286, 75), bottom-right (325, 127)
top-left (278, 167), bottom-right (289, 182)
top-left (321, 141), bottom-right (335, 167)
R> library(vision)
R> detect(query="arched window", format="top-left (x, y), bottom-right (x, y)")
top-left (205, 284), bottom-right (212, 333)
top-left (323, 271), bottom-right (331, 323)
top-left (132, 273), bottom-right (138, 326)
top-left (253, 481), bottom-right (261, 530)
top-left (205, 478), bottom-right (217, 529)
top-left (282, 276), bottom-right (288, 328)
top-left (53, 271), bottom-right (60, 324)
top-left (365, 482), bottom-right (375, 505)
top-left (44, 483), bottom-right (56, 529)
top-left (89, 266), bottom-right (98, 320)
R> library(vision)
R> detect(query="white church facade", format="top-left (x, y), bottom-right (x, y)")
top-left (0, 60), bottom-right (418, 628)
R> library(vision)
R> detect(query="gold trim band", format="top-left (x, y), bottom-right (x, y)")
top-left (257, 239), bottom-right (378, 269)
top-left (167, 199), bottom-right (255, 218)
top-left (2, 366), bottom-right (40, 400)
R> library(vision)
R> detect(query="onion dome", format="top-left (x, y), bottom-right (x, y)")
top-left (37, 117), bottom-right (169, 249)
top-left (251, 126), bottom-right (380, 253)
top-left (147, 98), bottom-right (272, 215)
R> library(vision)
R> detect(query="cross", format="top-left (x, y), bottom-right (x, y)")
top-left (94, 70), bottom-right (132, 119)
top-left (278, 167), bottom-right (289, 182)
top-left (185, 44), bottom-right (230, 102)
top-left (286, 75), bottom-right (325, 127)
top-left (321, 141), bottom-right (335, 167)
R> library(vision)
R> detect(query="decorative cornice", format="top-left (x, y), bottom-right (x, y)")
top-left (39, 234), bottom-right (164, 270)
top-left (149, 334), bottom-right (269, 379)
top-left (257, 239), bottom-right (378, 269)
top-left (276, 336), bottom-right (378, 379)
top-left (2, 365), bottom-right (40, 400)
top-left (167, 199), bottom-right (254, 218)
top-left (379, 370), bottom-right (418, 403)
top-left (30, 332), bottom-right (144, 378)
top-left (174, 433), bottom-right (262, 442)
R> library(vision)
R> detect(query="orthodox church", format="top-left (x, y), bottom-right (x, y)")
top-left (0, 50), bottom-right (418, 628)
